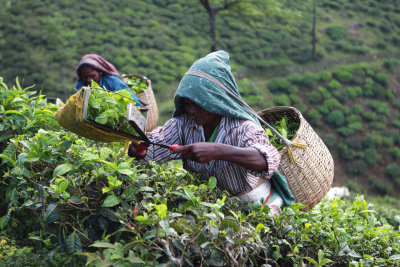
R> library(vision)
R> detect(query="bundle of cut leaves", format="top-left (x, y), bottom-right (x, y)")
top-left (123, 75), bottom-right (148, 94)
top-left (263, 117), bottom-right (299, 150)
top-left (86, 82), bottom-right (139, 136)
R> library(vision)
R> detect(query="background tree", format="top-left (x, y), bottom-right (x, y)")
top-left (198, 0), bottom-right (283, 52)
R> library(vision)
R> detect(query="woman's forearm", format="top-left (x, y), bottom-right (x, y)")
top-left (172, 142), bottom-right (268, 171)
top-left (213, 143), bottom-right (268, 171)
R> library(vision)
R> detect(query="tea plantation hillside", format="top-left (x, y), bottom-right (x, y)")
top-left (0, 78), bottom-right (399, 266)
top-left (1, 0), bottom-right (400, 104)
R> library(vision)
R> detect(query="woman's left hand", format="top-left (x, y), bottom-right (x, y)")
top-left (170, 142), bottom-right (219, 163)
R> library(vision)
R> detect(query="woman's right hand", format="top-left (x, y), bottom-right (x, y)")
top-left (127, 141), bottom-right (148, 159)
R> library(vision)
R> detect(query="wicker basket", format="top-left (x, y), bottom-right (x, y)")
top-left (122, 74), bottom-right (158, 132)
top-left (258, 106), bottom-right (334, 211)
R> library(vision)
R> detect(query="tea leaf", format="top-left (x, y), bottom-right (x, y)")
top-left (102, 195), bottom-right (121, 207)
top-left (53, 163), bottom-right (73, 177)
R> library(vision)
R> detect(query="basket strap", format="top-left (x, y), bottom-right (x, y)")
top-left (185, 69), bottom-right (292, 146)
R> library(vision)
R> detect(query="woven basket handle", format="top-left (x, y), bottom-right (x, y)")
top-left (185, 70), bottom-right (292, 146)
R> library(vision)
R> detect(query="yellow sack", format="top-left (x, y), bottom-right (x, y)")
top-left (55, 88), bottom-right (138, 143)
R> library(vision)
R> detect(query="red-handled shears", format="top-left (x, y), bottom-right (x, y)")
top-left (136, 141), bottom-right (187, 154)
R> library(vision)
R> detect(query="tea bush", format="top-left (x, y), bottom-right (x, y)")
top-left (385, 163), bottom-right (400, 179)
top-left (333, 69), bottom-right (353, 83)
top-left (326, 26), bottom-right (348, 40)
top-left (389, 147), bottom-right (400, 160)
top-left (306, 109), bottom-right (323, 127)
top-left (371, 179), bottom-right (393, 195)
top-left (347, 86), bottom-right (363, 99)
top-left (300, 72), bottom-right (319, 88)
top-left (274, 94), bottom-right (290, 106)
top-left (326, 110), bottom-right (345, 128)
top-left (267, 77), bottom-right (291, 93)
top-left (1, 78), bottom-right (400, 266)
top-left (319, 70), bottom-right (332, 82)
top-left (375, 73), bottom-right (389, 87)
top-left (306, 91), bottom-right (323, 104)
top-left (327, 80), bottom-right (342, 91)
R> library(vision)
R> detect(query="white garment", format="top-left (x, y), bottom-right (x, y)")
top-left (237, 180), bottom-right (283, 215)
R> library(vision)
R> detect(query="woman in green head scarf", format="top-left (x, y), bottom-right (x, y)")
top-left (128, 51), bottom-right (283, 214)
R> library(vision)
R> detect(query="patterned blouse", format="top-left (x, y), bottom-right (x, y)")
top-left (144, 113), bottom-right (281, 196)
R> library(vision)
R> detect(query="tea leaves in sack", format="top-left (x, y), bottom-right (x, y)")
top-left (86, 86), bottom-right (138, 136)
top-left (263, 117), bottom-right (299, 150)
top-left (123, 76), bottom-right (147, 94)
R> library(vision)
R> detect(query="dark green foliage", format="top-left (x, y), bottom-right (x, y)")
top-left (317, 104), bottom-right (330, 115)
top-left (287, 73), bottom-right (303, 84)
top-left (306, 109), bottom-right (322, 127)
top-left (362, 134), bottom-right (383, 149)
top-left (379, 22), bottom-right (392, 33)
top-left (347, 121), bottom-right (363, 132)
top-left (393, 98), bottom-right (400, 109)
top-left (346, 86), bottom-right (362, 99)
top-left (366, 20), bottom-right (378, 27)
top-left (327, 79), bottom-right (342, 91)
top-left (351, 104), bottom-right (363, 114)
top-left (393, 119), bottom-right (400, 128)
top-left (368, 100), bottom-right (390, 115)
top-left (300, 72), bottom-right (319, 88)
top-left (386, 89), bottom-right (395, 99)
top-left (346, 114), bottom-right (362, 124)
top-left (326, 26), bottom-right (348, 40)
top-left (338, 143), bottom-right (356, 160)
top-left (274, 94), bottom-right (291, 106)
top-left (306, 91), bottom-right (323, 104)
top-left (322, 133), bottom-right (337, 149)
top-left (362, 111), bottom-right (378, 122)
top-left (268, 78), bottom-right (292, 93)
top-left (364, 148), bottom-right (381, 166)
top-left (319, 71), bottom-right (332, 82)
top-left (316, 86), bottom-right (332, 99)
top-left (333, 69), bottom-right (353, 83)
top-left (385, 163), bottom-right (400, 179)
top-left (369, 121), bottom-right (386, 131)
top-left (370, 178), bottom-right (393, 195)
top-left (387, 129), bottom-right (400, 145)
top-left (323, 98), bottom-right (342, 111)
top-left (389, 147), bottom-right (400, 160)
top-left (289, 93), bottom-right (300, 104)
top-left (326, 110), bottom-right (345, 127)
top-left (383, 58), bottom-right (400, 71)
top-left (345, 159), bottom-right (367, 175)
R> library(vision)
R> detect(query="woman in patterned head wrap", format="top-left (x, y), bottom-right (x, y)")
top-left (75, 54), bottom-right (141, 103)
top-left (128, 51), bottom-right (284, 214)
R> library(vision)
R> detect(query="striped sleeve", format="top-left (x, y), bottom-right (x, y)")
top-left (240, 121), bottom-right (281, 178)
top-left (144, 117), bottom-right (184, 164)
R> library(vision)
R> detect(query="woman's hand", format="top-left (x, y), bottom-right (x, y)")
top-left (171, 142), bottom-right (216, 163)
top-left (127, 141), bottom-right (148, 159)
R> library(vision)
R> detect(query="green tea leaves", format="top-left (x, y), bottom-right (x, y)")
top-left (123, 76), bottom-right (148, 94)
top-left (86, 86), bottom-right (139, 137)
top-left (263, 117), bottom-right (299, 150)
top-left (102, 195), bottom-right (121, 207)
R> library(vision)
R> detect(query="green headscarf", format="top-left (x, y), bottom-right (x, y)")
top-left (173, 50), bottom-right (260, 125)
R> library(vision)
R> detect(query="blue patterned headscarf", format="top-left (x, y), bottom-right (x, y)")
top-left (173, 50), bottom-right (259, 125)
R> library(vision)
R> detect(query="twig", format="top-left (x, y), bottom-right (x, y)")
top-left (225, 246), bottom-right (239, 267)
top-left (160, 239), bottom-right (181, 266)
